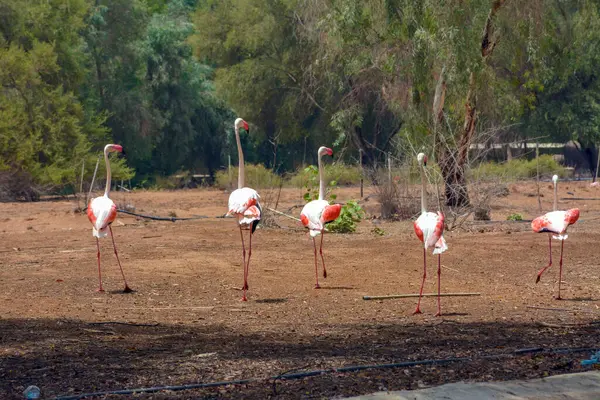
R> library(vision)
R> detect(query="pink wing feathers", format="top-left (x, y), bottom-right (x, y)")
top-left (300, 200), bottom-right (341, 236)
top-left (532, 209), bottom-right (579, 238)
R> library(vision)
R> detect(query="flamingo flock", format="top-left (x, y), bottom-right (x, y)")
top-left (83, 117), bottom-right (587, 315)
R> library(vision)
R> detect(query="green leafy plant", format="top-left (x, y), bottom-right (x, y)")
top-left (327, 200), bottom-right (365, 233)
top-left (506, 213), bottom-right (523, 221)
top-left (371, 227), bottom-right (385, 236)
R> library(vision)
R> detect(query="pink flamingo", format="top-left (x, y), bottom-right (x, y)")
top-left (413, 153), bottom-right (447, 316)
top-left (227, 118), bottom-right (261, 302)
top-left (87, 144), bottom-right (132, 293)
top-left (300, 146), bottom-right (342, 288)
top-left (532, 174), bottom-right (579, 299)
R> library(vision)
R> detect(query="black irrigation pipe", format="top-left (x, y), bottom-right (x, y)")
top-left (53, 346), bottom-right (599, 400)
top-left (81, 207), bottom-right (210, 222)
top-left (116, 209), bottom-right (209, 222)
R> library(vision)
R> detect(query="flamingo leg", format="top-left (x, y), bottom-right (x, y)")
top-left (435, 254), bottom-right (442, 317)
top-left (109, 226), bottom-right (132, 293)
top-left (313, 237), bottom-right (320, 289)
top-left (95, 237), bottom-right (104, 292)
top-left (319, 232), bottom-right (327, 278)
top-left (239, 226), bottom-right (248, 301)
top-left (536, 235), bottom-right (553, 283)
top-left (557, 240), bottom-right (564, 300)
top-left (245, 230), bottom-right (253, 294)
top-left (413, 248), bottom-right (426, 315)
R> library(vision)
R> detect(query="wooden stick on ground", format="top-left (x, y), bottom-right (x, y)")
top-left (267, 207), bottom-right (301, 222)
top-left (363, 292), bottom-right (481, 300)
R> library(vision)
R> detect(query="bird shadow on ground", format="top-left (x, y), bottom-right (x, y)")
top-left (255, 298), bottom-right (288, 304)
top-left (562, 297), bottom-right (597, 302)
top-left (1, 317), bottom-right (599, 399)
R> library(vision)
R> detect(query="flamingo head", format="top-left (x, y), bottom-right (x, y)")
top-left (318, 146), bottom-right (333, 157)
top-left (417, 152), bottom-right (427, 167)
top-left (235, 118), bottom-right (249, 133)
top-left (105, 144), bottom-right (123, 153)
top-left (552, 174), bottom-right (558, 185)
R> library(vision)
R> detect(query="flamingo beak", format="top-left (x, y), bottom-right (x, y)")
top-left (112, 145), bottom-right (123, 153)
top-left (326, 148), bottom-right (333, 156)
top-left (423, 156), bottom-right (428, 166)
top-left (242, 121), bottom-right (249, 132)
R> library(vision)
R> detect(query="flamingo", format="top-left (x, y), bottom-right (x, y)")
top-left (413, 153), bottom-right (448, 316)
top-left (532, 174), bottom-right (579, 299)
top-left (87, 144), bottom-right (132, 293)
top-left (300, 146), bottom-right (342, 289)
top-left (227, 118), bottom-right (261, 302)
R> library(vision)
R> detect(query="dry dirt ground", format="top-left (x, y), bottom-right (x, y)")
top-left (1, 181), bottom-right (599, 399)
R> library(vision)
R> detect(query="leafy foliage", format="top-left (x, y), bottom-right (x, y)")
top-left (327, 200), bottom-right (365, 234)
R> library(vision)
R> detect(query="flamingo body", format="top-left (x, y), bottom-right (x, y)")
top-left (228, 187), bottom-right (261, 230)
top-left (531, 209), bottom-right (579, 240)
top-left (414, 211), bottom-right (447, 254)
top-left (300, 200), bottom-right (341, 237)
top-left (87, 195), bottom-right (118, 238)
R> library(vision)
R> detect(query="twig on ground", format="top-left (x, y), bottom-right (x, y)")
top-left (363, 292), bottom-right (481, 300)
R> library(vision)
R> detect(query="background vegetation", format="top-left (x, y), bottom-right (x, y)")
top-left (1, 0), bottom-right (599, 200)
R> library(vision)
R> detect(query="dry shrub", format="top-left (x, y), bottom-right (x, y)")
top-left (0, 170), bottom-right (41, 202)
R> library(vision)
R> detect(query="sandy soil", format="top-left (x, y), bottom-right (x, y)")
top-left (1, 181), bottom-right (599, 399)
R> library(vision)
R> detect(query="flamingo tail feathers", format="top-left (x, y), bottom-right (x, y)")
top-left (433, 236), bottom-right (448, 254)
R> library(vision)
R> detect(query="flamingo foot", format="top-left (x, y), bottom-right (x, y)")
top-left (535, 275), bottom-right (542, 284)
top-left (96, 288), bottom-right (105, 293)
top-left (555, 295), bottom-right (563, 300)
top-left (413, 307), bottom-right (422, 315)
top-left (314, 283), bottom-right (321, 289)
top-left (323, 270), bottom-right (327, 279)
top-left (241, 295), bottom-right (248, 302)
top-left (123, 285), bottom-right (133, 293)
top-left (434, 312), bottom-right (442, 317)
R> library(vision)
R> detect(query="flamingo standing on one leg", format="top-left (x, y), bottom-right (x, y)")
top-left (227, 118), bottom-right (261, 302)
top-left (413, 153), bottom-right (448, 316)
top-left (87, 144), bottom-right (132, 293)
top-left (300, 146), bottom-right (342, 289)
top-left (532, 174), bottom-right (579, 299)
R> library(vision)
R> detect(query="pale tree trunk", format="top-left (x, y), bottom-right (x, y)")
top-left (433, 0), bottom-right (506, 208)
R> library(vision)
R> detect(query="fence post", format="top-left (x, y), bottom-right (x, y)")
top-left (359, 149), bottom-right (364, 198)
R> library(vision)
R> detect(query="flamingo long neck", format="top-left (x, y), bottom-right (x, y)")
top-left (103, 147), bottom-right (112, 197)
top-left (235, 126), bottom-right (245, 189)
top-left (420, 162), bottom-right (427, 214)
top-left (553, 180), bottom-right (558, 211)
top-left (318, 152), bottom-right (325, 200)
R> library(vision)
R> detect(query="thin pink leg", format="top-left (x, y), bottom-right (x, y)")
top-left (435, 254), bottom-right (442, 317)
top-left (319, 232), bottom-right (327, 278)
top-left (313, 237), bottom-right (320, 289)
top-left (96, 237), bottom-right (104, 292)
top-left (245, 230), bottom-right (253, 293)
top-left (557, 240), bottom-right (564, 300)
top-left (109, 226), bottom-right (132, 293)
top-left (413, 248), bottom-right (426, 315)
top-left (239, 226), bottom-right (248, 301)
top-left (536, 235), bottom-right (553, 283)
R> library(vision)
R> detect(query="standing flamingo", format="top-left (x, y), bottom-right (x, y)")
top-left (300, 146), bottom-right (342, 288)
top-left (87, 144), bottom-right (132, 293)
top-left (413, 153), bottom-right (447, 316)
top-left (532, 174), bottom-right (579, 299)
top-left (227, 118), bottom-right (261, 302)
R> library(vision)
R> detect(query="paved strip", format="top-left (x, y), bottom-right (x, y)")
top-left (345, 371), bottom-right (600, 400)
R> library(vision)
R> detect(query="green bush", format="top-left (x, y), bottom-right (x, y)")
top-left (470, 155), bottom-right (567, 181)
top-left (214, 164), bottom-right (282, 190)
top-left (288, 163), bottom-right (362, 188)
top-left (506, 213), bottom-right (523, 221)
top-left (327, 200), bottom-right (365, 233)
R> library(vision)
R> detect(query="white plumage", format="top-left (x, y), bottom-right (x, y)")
top-left (415, 211), bottom-right (448, 254)
top-left (88, 195), bottom-right (116, 238)
top-left (228, 187), bottom-right (261, 228)
top-left (300, 199), bottom-right (330, 237)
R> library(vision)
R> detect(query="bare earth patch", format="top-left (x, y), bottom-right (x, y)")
top-left (1, 182), bottom-right (599, 399)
